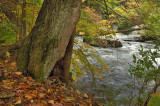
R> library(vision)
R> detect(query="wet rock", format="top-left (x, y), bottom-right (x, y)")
top-left (83, 37), bottom-right (122, 48)
top-left (107, 40), bottom-right (122, 48)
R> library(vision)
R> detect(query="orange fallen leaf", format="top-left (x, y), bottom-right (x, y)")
top-left (38, 93), bottom-right (46, 99)
top-left (47, 89), bottom-right (52, 93)
top-left (4, 60), bottom-right (9, 63)
top-left (25, 94), bottom-right (33, 99)
top-left (2, 79), bottom-right (10, 83)
top-left (14, 72), bottom-right (22, 75)
top-left (18, 85), bottom-right (31, 90)
top-left (28, 76), bottom-right (33, 80)
top-left (10, 62), bottom-right (16, 67)
top-left (48, 100), bottom-right (54, 104)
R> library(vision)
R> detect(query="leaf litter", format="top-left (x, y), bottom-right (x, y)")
top-left (0, 58), bottom-right (100, 106)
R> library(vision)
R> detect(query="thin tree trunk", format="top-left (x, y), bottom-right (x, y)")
top-left (20, 0), bottom-right (26, 40)
top-left (16, 0), bottom-right (19, 41)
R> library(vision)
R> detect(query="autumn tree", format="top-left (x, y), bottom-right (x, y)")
top-left (17, 0), bottom-right (82, 84)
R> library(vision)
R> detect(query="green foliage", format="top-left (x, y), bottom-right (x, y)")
top-left (29, 0), bottom-right (44, 6)
top-left (128, 43), bottom-right (160, 105)
top-left (117, 16), bottom-right (137, 30)
top-left (114, 0), bottom-right (160, 38)
top-left (148, 96), bottom-right (160, 106)
top-left (76, 7), bottom-right (112, 37)
top-left (0, 0), bottom-right (43, 44)
top-left (135, 0), bottom-right (160, 39)
top-left (71, 40), bottom-right (110, 81)
top-left (0, 20), bottom-right (16, 44)
top-left (0, 9), bottom-right (17, 44)
top-left (87, 0), bottom-right (121, 19)
top-left (129, 45), bottom-right (160, 80)
top-left (142, 13), bottom-right (160, 38)
top-left (148, 92), bottom-right (160, 106)
top-left (103, 87), bottom-right (121, 106)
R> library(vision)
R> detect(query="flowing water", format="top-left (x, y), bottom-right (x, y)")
top-left (74, 30), bottom-right (160, 105)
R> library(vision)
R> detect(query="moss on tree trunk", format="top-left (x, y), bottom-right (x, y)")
top-left (17, 0), bottom-right (81, 84)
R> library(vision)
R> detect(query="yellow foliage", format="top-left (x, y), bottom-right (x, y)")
top-left (83, 7), bottom-right (102, 22)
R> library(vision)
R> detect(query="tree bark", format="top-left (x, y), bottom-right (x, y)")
top-left (22, 0), bottom-right (27, 38)
top-left (17, 0), bottom-right (81, 84)
top-left (20, 0), bottom-right (27, 40)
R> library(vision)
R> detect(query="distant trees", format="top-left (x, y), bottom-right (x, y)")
top-left (0, 0), bottom-right (42, 42)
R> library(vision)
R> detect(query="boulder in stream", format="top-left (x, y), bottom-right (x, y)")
top-left (83, 37), bottom-right (122, 48)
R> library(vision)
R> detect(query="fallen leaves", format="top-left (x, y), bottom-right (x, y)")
top-left (48, 100), bottom-right (54, 104)
top-left (0, 58), bottom-right (95, 106)
top-left (52, 103), bottom-right (63, 106)
top-left (25, 94), bottom-right (33, 100)
top-left (84, 93), bottom-right (89, 98)
top-left (38, 93), bottom-right (46, 99)
top-left (4, 60), bottom-right (9, 64)
top-left (0, 89), bottom-right (15, 99)
top-left (16, 89), bottom-right (24, 94)
top-left (14, 71), bottom-right (22, 75)
top-left (10, 62), bottom-right (16, 68)
top-left (14, 100), bottom-right (22, 105)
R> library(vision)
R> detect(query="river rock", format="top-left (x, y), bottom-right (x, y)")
top-left (83, 37), bottom-right (122, 48)
top-left (107, 40), bottom-right (122, 48)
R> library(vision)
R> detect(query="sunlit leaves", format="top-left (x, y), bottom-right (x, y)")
top-left (71, 40), bottom-right (110, 81)
top-left (76, 6), bottom-right (112, 37)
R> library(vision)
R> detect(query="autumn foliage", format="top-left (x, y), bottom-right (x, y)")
top-left (0, 58), bottom-right (98, 105)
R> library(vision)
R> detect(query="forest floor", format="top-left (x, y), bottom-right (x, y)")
top-left (0, 53), bottom-right (102, 106)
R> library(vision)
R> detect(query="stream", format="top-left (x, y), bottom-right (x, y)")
top-left (74, 29), bottom-right (160, 105)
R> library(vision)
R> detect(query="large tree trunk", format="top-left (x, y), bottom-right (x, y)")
top-left (17, 0), bottom-right (81, 84)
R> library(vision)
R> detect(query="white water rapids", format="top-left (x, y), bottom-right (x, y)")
top-left (73, 29), bottom-right (160, 105)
